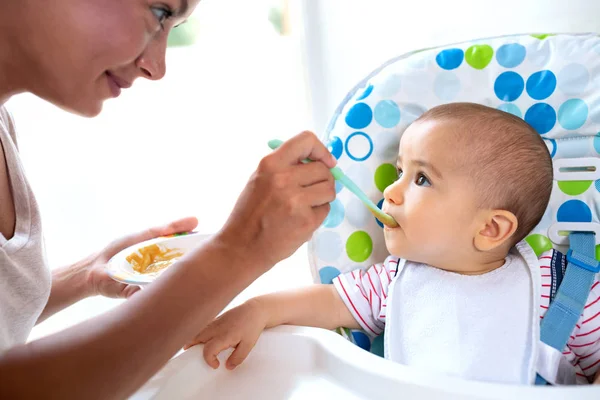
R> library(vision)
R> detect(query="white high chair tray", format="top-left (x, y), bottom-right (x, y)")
top-left (132, 326), bottom-right (599, 399)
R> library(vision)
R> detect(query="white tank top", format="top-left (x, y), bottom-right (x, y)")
top-left (0, 106), bottom-right (51, 352)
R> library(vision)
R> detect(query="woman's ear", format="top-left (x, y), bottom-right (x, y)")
top-left (474, 210), bottom-right (518, 252)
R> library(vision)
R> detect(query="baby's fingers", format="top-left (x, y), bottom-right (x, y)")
top-left (184, 324), bottom-right (218, 350)
top-left (226, 337), bottom-right (259, 370)
top-left (203, 337), bottom-right (235, 369)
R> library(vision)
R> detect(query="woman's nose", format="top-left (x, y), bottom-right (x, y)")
top-left (135, 38), bottom-right (167, 81)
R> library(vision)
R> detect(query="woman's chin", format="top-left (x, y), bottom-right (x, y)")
top-left (58, 99), bottom-right (104, 118)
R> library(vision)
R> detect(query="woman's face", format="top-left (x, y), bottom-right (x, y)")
top-left (17, 0), bottom-right (199, 116)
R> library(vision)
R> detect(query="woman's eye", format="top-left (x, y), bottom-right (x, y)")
top-left (397, 169), bottom-right (403, 179)
top-left (416, 174), bottom-right (431, 187)
top-left (152, 6), bottom-right (173, 29)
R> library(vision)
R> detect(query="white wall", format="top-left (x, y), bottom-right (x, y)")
top-left (300, 0), bottom-right (600, 132)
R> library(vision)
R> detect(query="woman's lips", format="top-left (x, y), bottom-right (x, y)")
top-left (105, 72), bottom-right (131, 98)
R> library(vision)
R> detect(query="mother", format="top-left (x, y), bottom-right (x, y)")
top-left (0, 0), bottom-right (336, 398)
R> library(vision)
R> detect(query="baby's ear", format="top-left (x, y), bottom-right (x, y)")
top-left (474, 210), bottom-right (518, 252)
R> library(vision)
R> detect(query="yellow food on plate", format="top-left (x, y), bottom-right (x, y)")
top-left (126, 244), bottom-right (183, 274)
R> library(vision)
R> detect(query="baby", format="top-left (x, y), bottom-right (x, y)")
top-left (186, 103), bottom-right (600, 384)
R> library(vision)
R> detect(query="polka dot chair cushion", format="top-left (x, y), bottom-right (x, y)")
top-left (307, 33), bottom-right (600, 354)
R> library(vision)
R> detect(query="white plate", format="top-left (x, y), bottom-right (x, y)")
top-left (106, 232), bottom-right (211, 286)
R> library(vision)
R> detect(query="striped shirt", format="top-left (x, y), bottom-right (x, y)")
top-left (334, 251), bottom-right (600, 383)
top-left (539, 249), bottom-right (600, 383)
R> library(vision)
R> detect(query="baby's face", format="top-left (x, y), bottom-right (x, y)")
top-left (383, 120), bottom-right (481, 270)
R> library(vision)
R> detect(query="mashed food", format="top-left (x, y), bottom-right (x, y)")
top-left (126, 244), bottom-right (183, 274)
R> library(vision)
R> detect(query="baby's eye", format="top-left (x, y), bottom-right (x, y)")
top-left (415, 174), bottom-right (431, 187)
top-left (397, 168), bottom-right (403, 179)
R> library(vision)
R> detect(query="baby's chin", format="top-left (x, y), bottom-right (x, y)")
top-left (384, 243), bottom-right (409, 259)
top-left (385, 243), bottom-right (430, 264)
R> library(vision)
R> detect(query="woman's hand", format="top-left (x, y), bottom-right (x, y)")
top-left (86, 216), bottom-right (199, 298)
top-left (217, 131), bottom-right (336, 268)
top-left (38, 217), bottom-right (198, 323)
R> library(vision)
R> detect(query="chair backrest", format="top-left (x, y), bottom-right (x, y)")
top-left (307, 33), bottom-right (600, 350)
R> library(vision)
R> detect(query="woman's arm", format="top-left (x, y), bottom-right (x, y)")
top-left (0, 131), bottom-right (337, 399)
top-left (1, 238), bottom-right (264, 399)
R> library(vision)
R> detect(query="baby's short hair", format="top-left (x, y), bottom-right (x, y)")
top-left (414, 102), bottom-right (553, 247)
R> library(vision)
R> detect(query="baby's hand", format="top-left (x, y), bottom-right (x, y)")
top-left (184, 299), bottom-right (268, 370)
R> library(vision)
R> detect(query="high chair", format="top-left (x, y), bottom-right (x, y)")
top-left (133, 32), bottom-right (600, 399)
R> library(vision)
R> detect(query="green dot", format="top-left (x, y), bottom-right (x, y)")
top-left (465, 44), bottom-right (494, 69)
top-left (374, 163), bottom-right (397, 192)
top-left (525, 234), bottom-right (553, 257)
top-left (346, 231), bottom-right (373, 263)
top-left (557, 180), bottom-right (592, 196)
top-left (596, 245), bottom-right (600, 262)
top-left (531, 33), bottom-right (555, 40)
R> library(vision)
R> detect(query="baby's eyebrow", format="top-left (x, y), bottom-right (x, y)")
top-left (397, 156), bottom-right (443, 179)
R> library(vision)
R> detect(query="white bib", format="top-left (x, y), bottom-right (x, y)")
top-left (384, 242), bottom-right (541, 384)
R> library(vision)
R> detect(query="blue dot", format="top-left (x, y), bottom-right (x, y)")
top-left (494, 71), bottom-right (524, 102)
top-left (345, 103), bottom-right (373, 129)
top-left (322, 199), bottom-right (345, 229)
top-left (352, 331), bottom-right (371, 351)
top-left (371, 334), bottom-right (385, 357)
top-left (594, 135), bottom-right (600, 154)
top-left (374, 100), bottom-right (401, 128)
top-left (375, 131), bottom-right (400, 159)
top-left (407, 53), bottom-right (427, 69)
top-left (558, 64), bottom-right (589, 95)
top-left (402, 104), bottom-right (426, 124)
top-left (547, 138), bottom-right (557, 158)
top-left (335, 181), bottom-right (343, 194)
top-left (525, 103), bottom-right (556, 135)
top-left (346, 164), bottom-right (371, 189)
top-left (435, 48), bottom-right (464, 70)
top-left (376, 199), bottom-right (385, 228)
top-left (319, 266), bottom-right (341, 284)
top-left (327, 136), bottom-right (343, 159)
top-left (496, 43), bottom-right (526, 68)
top-left (526, 70), bottom-right (556, 100)
top-left (356, 84), bottom-right (374, 101)
top-left (558, 99), bottom-right (588, 130)
top-left (497, 103), bottom-right (522, 118)
top-left (345, 132), bottom-right (374, 162)
top-left (557, 200), bottom-right (592, 223)
top-left (315, 231), bottom-right (343, 263)
top-left (595, 180), bottom-right (600, 193)
top-left (529, 40), bottom-right (551, 67)
top-left (347, 198), bottom-right (370, 228)
top-left (377, 74), bottom-right (402, 97)
top-left (434, 72), bottom-right (461, 101)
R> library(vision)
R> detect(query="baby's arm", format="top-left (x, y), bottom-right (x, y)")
top-left (185, 285), bottom-right (360, 369)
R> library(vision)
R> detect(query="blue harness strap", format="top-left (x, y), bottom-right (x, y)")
top-left (535, 231), bottom-right (599, 385)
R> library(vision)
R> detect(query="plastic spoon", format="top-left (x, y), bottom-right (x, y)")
top-left (268, 139), bottom-right (399, 228)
